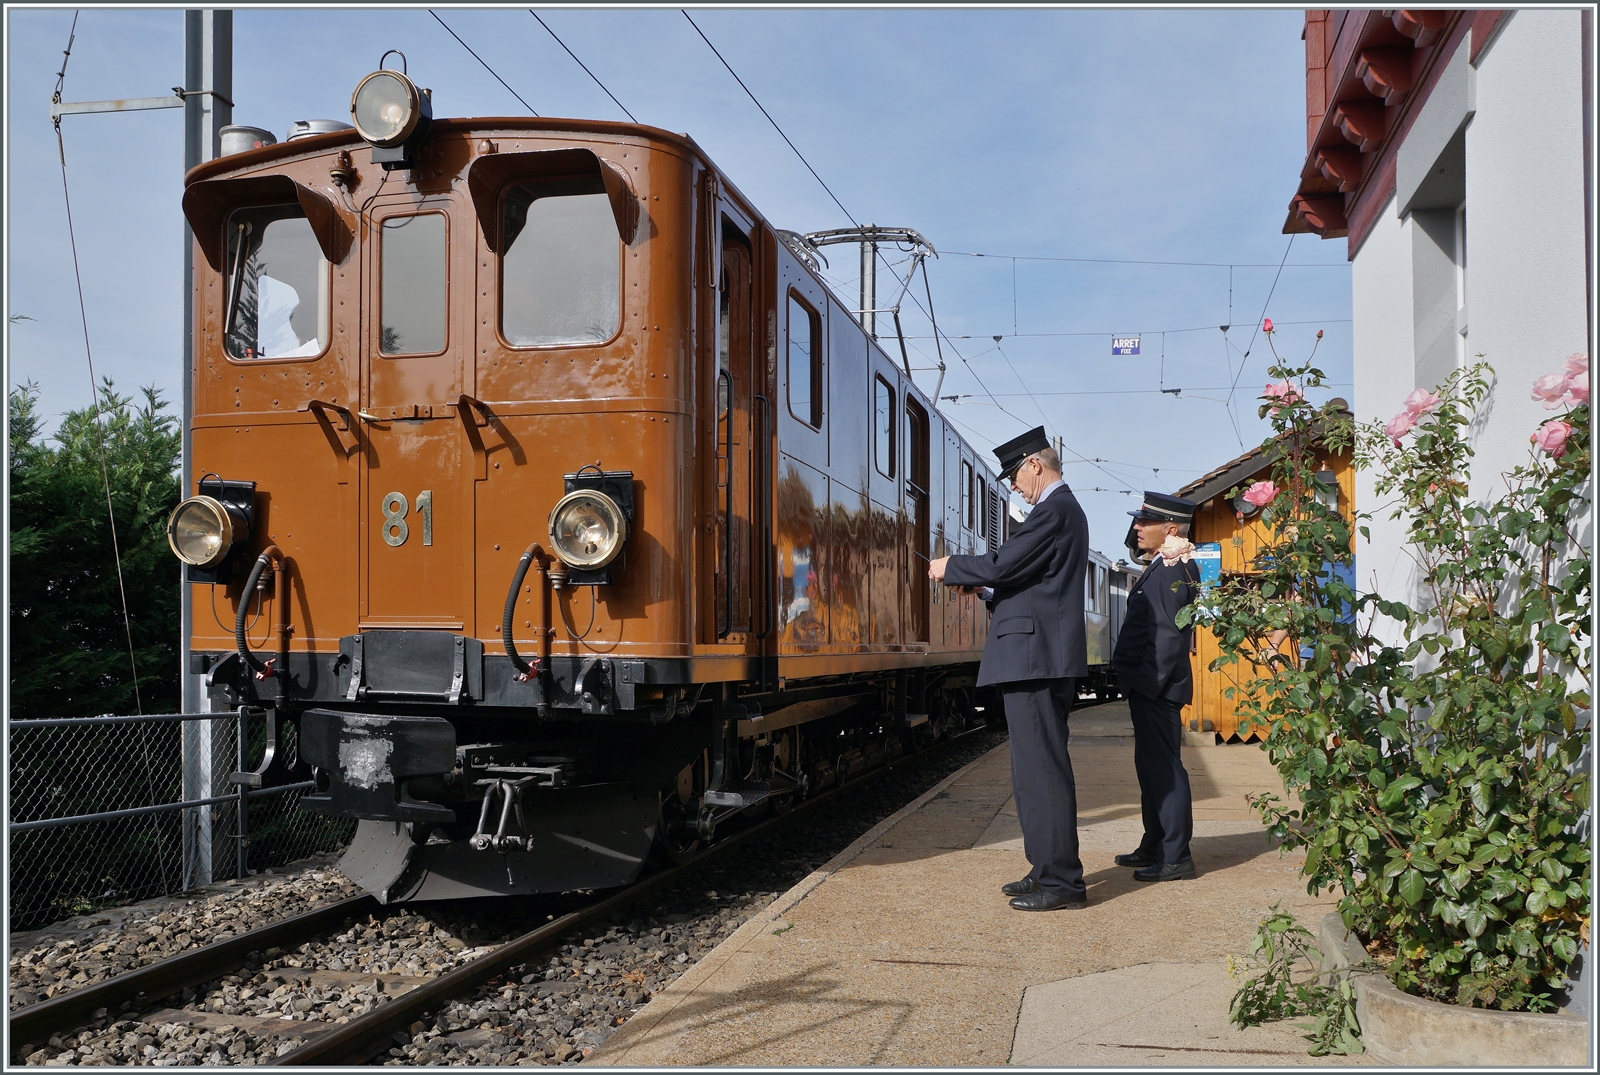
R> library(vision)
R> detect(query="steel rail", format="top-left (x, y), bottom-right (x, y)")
top-left (7, 895), bottom-right (378, 1054)
top-left (271, 725), bottom-right (997, 1066)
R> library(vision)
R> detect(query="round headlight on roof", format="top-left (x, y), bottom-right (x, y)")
top-left (167, 496), bottom-right (243, 568)
top-left (548, 489), bottom-right (628, 570)
top-left (350, 69), bottom-right (424, 148)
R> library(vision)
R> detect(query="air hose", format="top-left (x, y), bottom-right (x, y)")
top-left (236, 551), bottom-right (275, 679)
top-left (503, 543), bottom-right (548, 681)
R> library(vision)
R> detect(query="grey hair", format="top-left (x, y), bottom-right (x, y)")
top-left (1030, 447), bottom-right (1062, 474)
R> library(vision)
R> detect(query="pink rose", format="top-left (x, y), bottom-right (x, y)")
top-left (1566, 352), bottom-right (1588, 378)
top-left (1262, 317), bottom-right (1274, 333)
top-left (1261, 379), bottom-right (1303, 413)
top-left (1532, 373), bottom-right (1570, 409)
top-left (1402, 388), bottom-right (1442, 415)
top-left (1385, 409), bottom-right (1418, 445)
top-left (1242, 480), bottom-right (1278, 508)
top-left (1566, 370), bottom-right (1589, 405)
top-left (1532, 420), bottom-right (1572, 458)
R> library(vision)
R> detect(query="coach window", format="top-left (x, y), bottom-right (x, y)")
top-left (961, 460), bottom-right (974, 530)
top-left (788, 293), bottom-right (822, 428)
top-left (500, 177), bottom-right (621, 347)
top-left (874, 375), bottom-right (895, 478)
top-left (223, 204), bottom-right (329, 360)
top-left (380, 212), bottom-right (447, 354)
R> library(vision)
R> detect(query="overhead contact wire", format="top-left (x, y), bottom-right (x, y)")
top-left (429, 10), bottom-right (540, 116)
top-left (529, 11), bottom-right (637, 123)
top-left (681, 9), bottom-right (858, 228)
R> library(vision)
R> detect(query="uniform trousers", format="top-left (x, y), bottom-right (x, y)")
top-left (1002, 678), bottom-right (1085, 900)
top-left (1128, 691), bottom-right (1193, 864)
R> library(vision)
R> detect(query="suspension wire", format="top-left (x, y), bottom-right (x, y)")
top-left (993, 340), bottom-right (1054, 440)
top-left (51, 8), bottom-right (175, 887)
top-left (429, 10), bottom-right (540, 116)
top-left (943, 249), bottom-right (1346, 269)
top-left (52, 28), bottom-right (144, 716)
top-left (529, 10), bottom-right (637, 122)
top-left (681, 9), bottom-right (858, 227)
top-left (896, 317), bottom-right (1349, 341)
top-left (1224, 232), bottom-right (1297, 441)
top-left (878, 250), bottom-right (1131, 491)
top-left (1011, 257), bottom-right (1018, 336)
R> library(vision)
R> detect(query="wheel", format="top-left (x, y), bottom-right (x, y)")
top-left (653, 791), bottom-right (701, 865)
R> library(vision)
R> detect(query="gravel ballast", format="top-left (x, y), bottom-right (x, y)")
top-left (12, 727), bottom-right (1006, 1066)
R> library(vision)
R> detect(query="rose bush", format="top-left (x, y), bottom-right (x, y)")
top-left (1187, 348), bottom-right (1591, 1013)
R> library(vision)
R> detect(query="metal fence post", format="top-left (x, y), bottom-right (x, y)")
top-left (234, 706), bottom-right (251, 879)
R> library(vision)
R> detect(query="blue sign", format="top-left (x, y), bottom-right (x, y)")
top-left (1193, 542), bottom-right (1223, 590)
top-left (1111, 336), bottom-right (1141, 356)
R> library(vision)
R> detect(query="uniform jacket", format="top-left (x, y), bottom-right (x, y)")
top-left (1112, 555), bottom-right (1200, 704)
top-left (942, 484), bottom-right (1089, 687)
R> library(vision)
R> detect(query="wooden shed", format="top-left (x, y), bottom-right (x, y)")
top-left (1174, 401), bottom-right (1354, 742)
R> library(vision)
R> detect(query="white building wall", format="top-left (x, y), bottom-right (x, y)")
top-left (1349, 191), bottom-right (1418, 636)
top-left (1349, 8), bottom-right (1589, 627)
top-left (1463, 8), bottom-right (1589, 501)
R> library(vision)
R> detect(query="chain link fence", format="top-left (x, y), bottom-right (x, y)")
top-left (8, 710), bottom-right (354, 932)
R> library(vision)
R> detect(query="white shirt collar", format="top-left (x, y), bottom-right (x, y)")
top-left (1035, 478), bottom-right (1067, 504)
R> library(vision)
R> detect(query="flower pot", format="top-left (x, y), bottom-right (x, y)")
top-left (1318, 914), bottom-right (1588, 1066)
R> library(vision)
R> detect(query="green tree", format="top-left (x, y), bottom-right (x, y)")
top-left (9, 379), bottom-right (182, 719)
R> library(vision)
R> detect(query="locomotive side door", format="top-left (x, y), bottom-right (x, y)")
top-left (358, 193), bottom-right (476, 630)
top-left (714, 220), bottom-right (757, 641)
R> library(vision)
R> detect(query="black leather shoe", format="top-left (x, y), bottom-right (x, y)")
top-left (1132, 859), bottom-right (1196, 882)
top-left (1114, 851), bottom-right (1160, 868)
top-left (1009, 889), bottom-right (1088, 911)
top-left (1001, 876), bottom-right (1039, 897)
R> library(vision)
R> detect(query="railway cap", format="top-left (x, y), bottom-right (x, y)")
top-left (1128, 491), bottom-right (1198, 523)
top-left (994, 426), bottom-right (1052, 482)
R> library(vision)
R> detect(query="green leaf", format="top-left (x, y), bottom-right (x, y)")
top-left (1398, 869), bottom-right (1426, 906)
top-left (1463, 904), bottom-right (1489, 938)
top-left (1553, 935), bottom-right (1578, 964)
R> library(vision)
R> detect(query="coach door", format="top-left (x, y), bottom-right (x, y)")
top-left (358, 195), bottom-right (475, 630)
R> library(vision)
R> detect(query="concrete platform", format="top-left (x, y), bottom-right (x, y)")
top-left (592, 701), bottom-right (1371, 1067)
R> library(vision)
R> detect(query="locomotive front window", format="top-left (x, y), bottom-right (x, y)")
top-left (223, 205), bottom-right (329, 360)
top-left (380, 212), bottom-right (447, 355)
top-left (500, 177), bottom-right (621, 347)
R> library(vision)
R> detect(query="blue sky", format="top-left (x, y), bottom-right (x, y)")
top-left (6, 5), bottom-right (1352, 557)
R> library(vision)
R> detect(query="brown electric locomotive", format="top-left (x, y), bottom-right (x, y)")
top-left (168, 63), bottom-right (1011, 902)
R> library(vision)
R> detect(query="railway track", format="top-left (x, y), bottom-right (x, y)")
top-left (10, 720), bottom-right (1010, 1067)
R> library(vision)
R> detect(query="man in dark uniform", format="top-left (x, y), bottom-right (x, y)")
top-left (928, 427), bottom-right (1089, 911)
top-left (1111, 492), bottom-right (1201, 882)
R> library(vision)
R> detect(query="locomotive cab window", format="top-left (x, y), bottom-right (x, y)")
top-left (787, 293), bottom-right (822, 428)
top-left (223, 204), bottom-right (329, 360)
top-left (500, 176), bottom-right (621, 347)
top-left (874, 375), bottom-right (896, 479)
top-left (381, 212), bottom-right (447, 355)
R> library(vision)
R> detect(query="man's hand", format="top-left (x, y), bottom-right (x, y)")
top-left (928, 555), bottom-right (950, 582)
